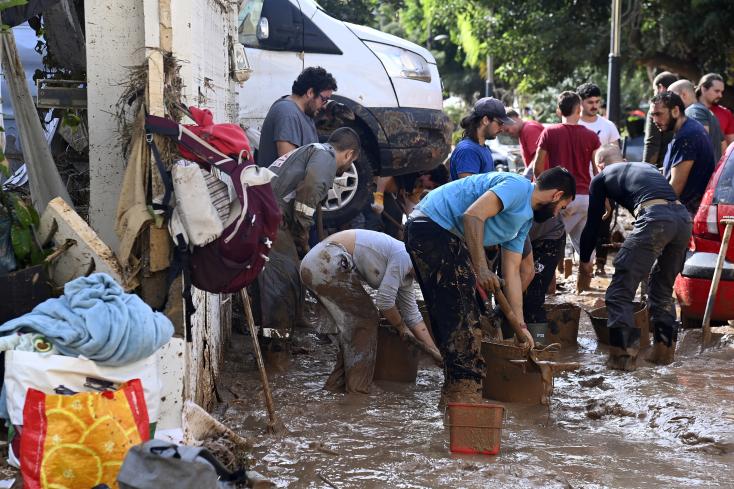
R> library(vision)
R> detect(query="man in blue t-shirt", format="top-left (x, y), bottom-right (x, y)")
top-left (651, 91), bottom-right (716, 217)
top-left (449, 97), bottom-right (515, 180)
top-left (404, 168), bottom-right (576, 407)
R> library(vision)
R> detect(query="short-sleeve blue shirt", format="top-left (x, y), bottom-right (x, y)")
top-left (416, 172), bottom-right (534, 253)
top-left (449, 138), bottom-right (494, 180)
top-left (662, 117), bottom-right (715, 214)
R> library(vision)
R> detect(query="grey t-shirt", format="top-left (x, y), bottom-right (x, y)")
top-left (257, 96), bottom-right (319, 167)
top-left (352, 230), bottom-right (423, 328)
top-left (686, 102), bottom-right (724, 163)
top-left (268, 143), bottom-right (336, 233)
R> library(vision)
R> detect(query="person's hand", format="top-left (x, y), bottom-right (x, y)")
top-left (577, 261), bottom-right (593, 292)
top-left (372, 192), bottom-right (385, 215)
top-left (515, 326), bottom-right (534, 351)
top-left (475, 267), bottom-right (501, 295)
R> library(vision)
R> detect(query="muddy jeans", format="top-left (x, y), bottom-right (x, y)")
top-left (258, 224), bottom-right (302, 349)
top-left (606, 204), bottom-right (691, 349)
top-left (404, 218), bottom-right (484, 385)
top-left (524, 237), bottom-right (565, 324)
top-left (300, 241), bottom-right (379, 394)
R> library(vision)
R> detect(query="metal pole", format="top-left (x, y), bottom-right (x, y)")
top-left (485, 53), bottom-right (494, 98)
top-left (606, 0), bottom-right (621, 127)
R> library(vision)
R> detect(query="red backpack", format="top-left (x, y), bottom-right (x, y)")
top-left (145, 109), bottom-right (281, 335)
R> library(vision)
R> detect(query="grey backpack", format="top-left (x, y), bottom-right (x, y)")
top-left (117, 440), bottom-right (247, 489)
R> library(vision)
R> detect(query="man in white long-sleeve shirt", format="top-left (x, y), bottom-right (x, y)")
top-left (300, 229), bottom-right (440, 393)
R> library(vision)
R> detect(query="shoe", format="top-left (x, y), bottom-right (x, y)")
top-left (606, 346), bottom-right (638, 371)
top-left (645, 341), bottom-right (676, 365)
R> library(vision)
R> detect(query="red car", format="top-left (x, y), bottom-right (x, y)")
top-left (674, 142), bottom-right (734, 327)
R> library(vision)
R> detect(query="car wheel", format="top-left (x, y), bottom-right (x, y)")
top-left (321, 154), bottom-right (373, 228)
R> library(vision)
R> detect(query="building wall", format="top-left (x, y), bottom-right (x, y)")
top-left (86, 0), bottom-right (236, 413)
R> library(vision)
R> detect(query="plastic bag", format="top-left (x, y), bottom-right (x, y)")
top-left (20, 379), bottom-right (150, 489)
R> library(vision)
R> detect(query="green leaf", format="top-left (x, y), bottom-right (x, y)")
top-left (10, 224), bottom-right (31, 262)
top-left (11, 195), bottom-right (33, 228)
top-left (0, 126), bottom-right (5, 132)
top-left (0, 0), bottom-right (28, 12)
top-left (28, 205), bottom-right (40, 227)
top-left (29, 243), bottom-right (44, 266)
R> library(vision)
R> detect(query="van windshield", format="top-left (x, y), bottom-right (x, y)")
top-left (237, 0), bottom-right (265, 47)
top-left (714, 149), bottom-right (734, 204)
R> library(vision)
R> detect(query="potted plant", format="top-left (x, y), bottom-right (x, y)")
top-left (0, 161), bottom-right (54, 323)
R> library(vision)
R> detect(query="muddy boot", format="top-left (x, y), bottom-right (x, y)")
top-left (595, 257), bottom-right (607, 277)
top-left (444, 379), bottom-right (483, 405)
top-left (645, 341), bottom-right (676, 365)
top-left (606, 346), bottom-right (638, 372)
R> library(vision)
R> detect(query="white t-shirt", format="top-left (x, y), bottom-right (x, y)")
top-left (579, 116), bottom-right (620, 145)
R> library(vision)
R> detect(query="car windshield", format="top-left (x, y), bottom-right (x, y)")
top-left (714, 149), bottom-right (734, 204)
top-left (237, 0), bottom-right (264, 47)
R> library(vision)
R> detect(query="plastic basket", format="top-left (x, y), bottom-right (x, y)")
top-left (447, 402), bottom-right (504, 455)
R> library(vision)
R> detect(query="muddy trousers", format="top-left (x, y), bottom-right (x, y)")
top-left (524, 237), bottom-right (565, 324)
top-left (606, 204), bottom-right (691, 349)
top-left (300, 241), bottom-right (379, 394)
top-left (258, 225), bottom-right (302, 351)
top-left (404, 218), bottom-right (484, 386)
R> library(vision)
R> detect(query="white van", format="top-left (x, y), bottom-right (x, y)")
top-left (236, 0), bottom-right (451, 226)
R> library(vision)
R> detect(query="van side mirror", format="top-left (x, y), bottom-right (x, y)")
top-left (256, 17), bottom-right (270, 40)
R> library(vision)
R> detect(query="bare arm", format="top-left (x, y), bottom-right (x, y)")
top-left (520, 250), bottom-right (534, 292)
top-left (501, 248), bottom-right (525, 325)
top-left (726, 134), bottom-right (734, 145)
top-left (532, 148), bottom-right (548, 178)
top-left (463, 190), bottom-right (503, 293)
top-left (590, 149), bottom-right (600, 176)
top-left (669, 160), bottom-right (694, 197)
top-left (276, 140), bottom-right (297, 157)
top-left (381, 307), bottom-right (440, 357)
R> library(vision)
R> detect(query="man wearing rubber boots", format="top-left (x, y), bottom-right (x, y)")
top-left (258, 128), bottom-right (360, 360)
top-left (578, 145), bottom-right (692, 370)
top-left (404, 168), bottom-right (576, 405)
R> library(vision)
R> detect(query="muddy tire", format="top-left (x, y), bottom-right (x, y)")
top-left (321, 153), bottom-right (373, 228)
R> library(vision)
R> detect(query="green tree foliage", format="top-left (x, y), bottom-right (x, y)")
top-left (321, 0), bottom-right (734, 104)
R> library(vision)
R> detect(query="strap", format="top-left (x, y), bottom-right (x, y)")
top-left (176, 234), bottom-right (195, 343)
top-left (147, 134), bottom-right (174, 219)
top-left (196, 449), bottom-right (248, 483)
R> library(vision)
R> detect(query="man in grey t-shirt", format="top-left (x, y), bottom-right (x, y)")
top-left (670, 79), bottom-right (725, 162)
top-left (257, 67), bottom-right (337, 167)
top-left (300, 229), bottom-right (440, 393)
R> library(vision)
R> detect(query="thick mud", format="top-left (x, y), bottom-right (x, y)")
top-left (217, 274), bottom-right (734, 488)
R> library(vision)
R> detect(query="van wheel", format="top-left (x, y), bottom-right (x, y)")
top-left (321, 154), bottom-right (372, 228)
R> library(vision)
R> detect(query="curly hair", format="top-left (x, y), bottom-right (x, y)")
top-left (576, 82), bottom-right (602, 100)
top-left (292, 67), bottom-right (337, 96)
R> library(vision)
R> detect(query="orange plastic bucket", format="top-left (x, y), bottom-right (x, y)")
top-left (447, 402), bottom-right (504, 455)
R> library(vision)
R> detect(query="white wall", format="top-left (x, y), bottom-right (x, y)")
top-left (171, 0), bottom-right (237, 409)
top-left (86, 0), bottom-right (236, 412)
top-left (85, 0), bottom-right (145, 249)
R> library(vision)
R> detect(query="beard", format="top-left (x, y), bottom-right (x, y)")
top-left (533, 201), bottom-right (557, 223)
top-left (666, 115), bottom-right (678, 132)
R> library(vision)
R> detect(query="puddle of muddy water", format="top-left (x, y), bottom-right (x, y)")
top-left (219, 274), bottom-right (734, 488)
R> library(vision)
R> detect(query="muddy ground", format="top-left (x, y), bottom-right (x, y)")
top-left (216, 272), bottom-right (734, 488)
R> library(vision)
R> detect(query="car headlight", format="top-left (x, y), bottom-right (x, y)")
top-left (364, 41), bottom-right (431, 83)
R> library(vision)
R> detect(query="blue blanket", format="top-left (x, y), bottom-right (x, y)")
top-left (0, 273), bottom-right (174, 366)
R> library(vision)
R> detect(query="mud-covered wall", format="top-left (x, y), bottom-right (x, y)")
top-left (170, 0), bottom-right (237, 410)
top-left (86, 0), bottom-right (236, 413)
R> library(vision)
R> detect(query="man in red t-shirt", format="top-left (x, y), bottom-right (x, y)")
top-left (503, 109), bottom-right (545, 166)
top-left (697, 73), bottom-right (734, 145)
top-left (533, 91), bottom-right (601, 283)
